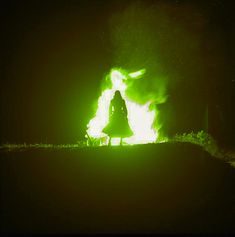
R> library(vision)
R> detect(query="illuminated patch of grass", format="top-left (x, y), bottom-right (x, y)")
top-left (0, 142), bottom-right (87, 151)
top-left (171, 130), bottom-right (227, 159)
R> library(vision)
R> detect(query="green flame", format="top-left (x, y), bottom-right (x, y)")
top-left (86, 68), bottom-right (163, 145)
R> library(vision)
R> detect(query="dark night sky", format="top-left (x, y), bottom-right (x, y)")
top-left (1, 0), bottom-right (235, 147)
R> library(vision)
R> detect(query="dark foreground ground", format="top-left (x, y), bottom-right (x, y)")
top-left (1, 143), bottom-right (235, 234)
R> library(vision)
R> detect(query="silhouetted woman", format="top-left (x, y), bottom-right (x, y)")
top-left (103, 90), bottom-right (133, 145)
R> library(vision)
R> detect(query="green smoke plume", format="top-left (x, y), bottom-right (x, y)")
top-left (109, 1), bottom-right (170, 105)
top-left (109, 0), bottom-right (211, 136)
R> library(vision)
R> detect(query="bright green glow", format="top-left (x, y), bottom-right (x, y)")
top-left (110, 69), bottom-right (127, 91)
top-left (86, 68), bottom-right (159, 145)
top-left (128, 69), bottom-right (146, 79)
top-left (111, 138), bottom-right (121, 146)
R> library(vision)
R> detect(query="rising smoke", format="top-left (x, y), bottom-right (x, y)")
top-left (109, 0), bottom-right (212, 135)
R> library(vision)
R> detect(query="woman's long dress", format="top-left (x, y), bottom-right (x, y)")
top-left (103, 97), bottom-right (133, 138)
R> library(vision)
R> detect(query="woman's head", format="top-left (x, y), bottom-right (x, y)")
top-left (114, 90), bottom-right (122, 100)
